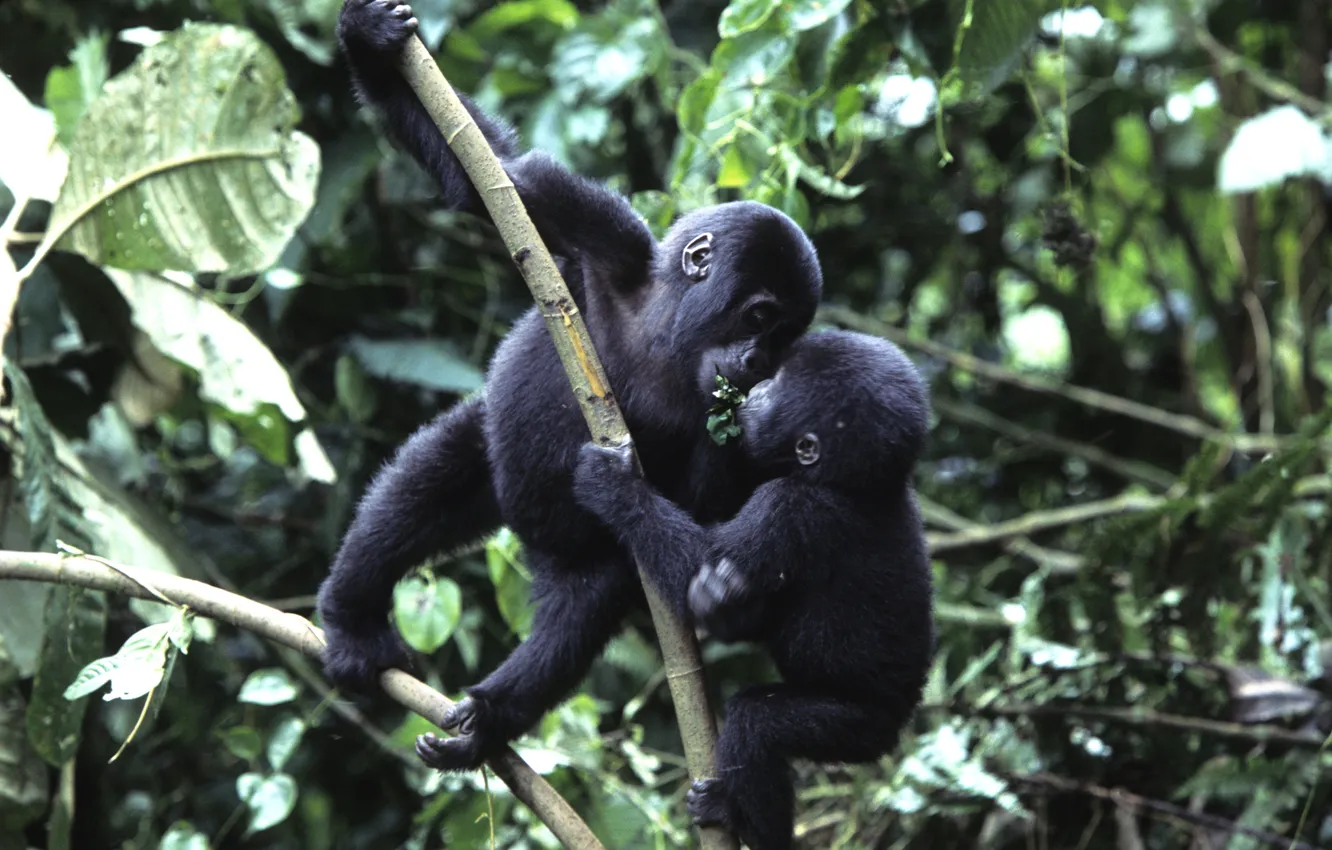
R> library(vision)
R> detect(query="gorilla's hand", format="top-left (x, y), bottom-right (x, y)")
top-left (572, 441), bottom-right (640, 526)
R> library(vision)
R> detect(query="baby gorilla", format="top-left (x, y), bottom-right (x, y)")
top-left (573, 329), bottom-right (934, 850)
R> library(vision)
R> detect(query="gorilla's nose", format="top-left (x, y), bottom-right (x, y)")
top-left (741, 348), bottom-right (769, 375)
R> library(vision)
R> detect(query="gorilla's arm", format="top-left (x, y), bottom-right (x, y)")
top-left (338, 0), bottom-right (653, 284)
top-left (317, 394), bottom-right (500, 687)
top-left (572, 442), bottom-right (710, 618)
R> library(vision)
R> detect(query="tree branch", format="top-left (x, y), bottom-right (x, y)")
top-left (392, 39), bottom-right (735, 849)
top-left (0, 549), bottom-right (605, 850)
top-left (819, 305), bottom-right (1300, 454)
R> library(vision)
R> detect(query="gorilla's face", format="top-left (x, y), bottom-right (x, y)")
top-left (655, 201), bottom-right (823, 400)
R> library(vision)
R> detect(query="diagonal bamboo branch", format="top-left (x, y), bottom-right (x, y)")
top-left (0, 550), bottom-right (605, 850)
top-left (393, 37), bottom-right (735, 850)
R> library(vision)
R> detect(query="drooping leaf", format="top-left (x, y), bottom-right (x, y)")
top-left (26, 586), bottom-right (107, 765)
top-left (236, 772), bottom-right (298, 834)
top-left (347, 336), bottom-right (485, 394)
top-left (104, 269), bottom-right (335, 483)
top-left (158, 822), bottom-right (210, 850)
top-left (265, 716), bottom-right (307, 773)
top-left (44, 23), bottom-right (320, 275)
top-left (237, 669), bottom-right (301, 707)
top-left (947, 0), bottom-right (1052, 96)
top-left (486, 529), bottom-right (535, 639)
top-left (393, 575), bottom-right (463, 654)
top-left (0, 671), bottom-right (47, 831)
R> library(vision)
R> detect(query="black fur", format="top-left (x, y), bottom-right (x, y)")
top-left (319, 0), bottom-right (824, 772)
top-left (573, 330), bottom-right (935, 850)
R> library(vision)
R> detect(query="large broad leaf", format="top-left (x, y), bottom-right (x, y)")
top-left (26, 586), bottom-right (107, 766)
top-left (947, 0), bottom-right (1054, 97)
top-left (236, 772), bottom-right (298, 834)
top-left (0, 360), bottom-right (213, 631)
top-left (104, 270), bottom-right (335, 483)
top-left (0, 675), bottom-right (47, 832)
top-left (43, 23), bottom-right (320, 276)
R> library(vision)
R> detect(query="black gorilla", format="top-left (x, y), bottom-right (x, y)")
top-left (318, 0), bottom-right (824, 771)
top-left (572, 329), bottom-right (935, 850)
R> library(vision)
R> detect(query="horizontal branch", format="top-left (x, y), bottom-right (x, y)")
top-left (819, 306), bottom-right (1297, 454)
top-left (0, 549), bottom-right (605, 850)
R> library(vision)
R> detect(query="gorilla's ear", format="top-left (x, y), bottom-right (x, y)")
top-left (795, 433), bottom-right (820, 465)
top-left (682, 233), bottom-right (714, 281)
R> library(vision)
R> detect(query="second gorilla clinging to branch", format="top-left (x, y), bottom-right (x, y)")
top-left (570, 329), bottom-right (935, 850)
top-left (317, 0), bottom-right (824, 771)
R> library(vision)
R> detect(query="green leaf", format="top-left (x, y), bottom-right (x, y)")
top-left (237, 668), bottom-right (300, 707)
top-left (236, 772), bottom-right (298, 834)
top-left (0, 683), bottom-right (48, 830)
top-left (42, 30), bottom-right (110, 145)
top-left (27, 586), bottom-right (107, 765)
top-left (948, 0), bottom-right (1048, 96)
top-left (715, 29), bottom-right (798, 87)
top-left (470, 0), bottom-right (579, 39)
top-left (45, 23), bottom-right (320, 275)
top-left (63, 621), bottom-right (175, 703)
top-left (105, 270), bottom-right (335, 483)
top-left (787, 0), bottom-right (854, 31)
top-left (486, 530), bottom-right (535, 639)
top-left (158, 822), bottom-right (209, 850)
top-left (677, 71), bottom-right (720, 136)
top-left (334, 353), bottom-right (379, 425)
top-left (3, 361), bottom-right (90, 552)
top-left (253, 0), bottom-right (339, 66)
top-left (347, 336), bottom-right (485, 394)
top-left (716, 145), bottom-right (754, 188)
top-left (718, 0), bottom-right (781, 38)
top-left (551, 0), bottom-right (665, 104)
top-left (393, 575), bottom-right (463, 655)
top-left (265, 716), bottom-right (306, 772)
top-left (218, 726), bottom-right (263, 761)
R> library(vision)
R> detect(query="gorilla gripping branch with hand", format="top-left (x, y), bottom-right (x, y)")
top-left (0, 549), bottom-right (604, 850)
top-left (393, 36), bottom-right (737, 850)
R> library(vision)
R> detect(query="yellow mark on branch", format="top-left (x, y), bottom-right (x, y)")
top-left (559, 302), bottom-right (607, 398)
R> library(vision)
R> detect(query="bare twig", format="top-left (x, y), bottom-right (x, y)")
top-left (1009, 770), bottom-right (1325, 850)
top-left (819, 306), bottom-right (1300, 454)
top-left (964, 701), bottom-right (1327, 748)
top-left (931, 397), bottom-right (1176, 490)
top-left (0, 550), bottom-right (605, 850)
top-left (925, 476), bottom-right (1331, 554)
top-left (393, 38), bottom-right (734, 849)
top-left (917, 494), bottom-right (1085, 574)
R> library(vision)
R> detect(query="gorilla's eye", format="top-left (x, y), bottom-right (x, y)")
top-left (682, 233), bottom-right (714, 281)
top-left (795, 433), bottom-right (820, 465)
top-left (743, 303), bottom-right (777, 334)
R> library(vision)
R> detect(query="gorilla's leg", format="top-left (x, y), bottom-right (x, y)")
top-left (416, 550), bottom-right (639, 770)
top-left (318, 395), bottom-right (499, 688)
top-left (688, 684), bottom-right (907, 850)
